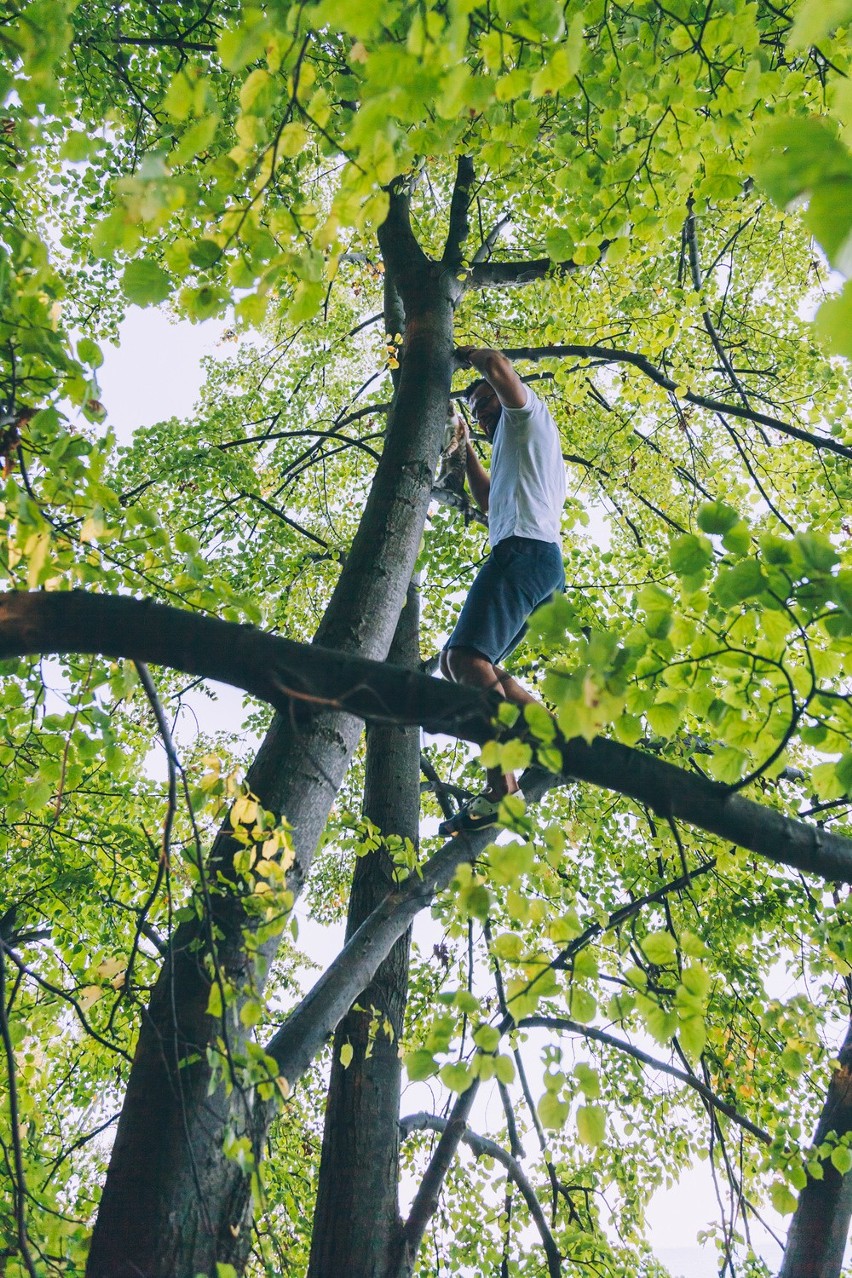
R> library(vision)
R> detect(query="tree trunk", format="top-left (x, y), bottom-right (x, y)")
top-left (86, 209), bottom-right (459, 1276)
top-left (307, 579), bottom-right (420, 1278)
top-left (779, 1016), bottom-right (852, 1278)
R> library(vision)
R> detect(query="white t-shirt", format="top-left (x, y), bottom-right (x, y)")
top-left (488, 386), bottom-right (566, 548)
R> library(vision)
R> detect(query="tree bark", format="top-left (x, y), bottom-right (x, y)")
top-left (779, 1016), bottom-right (852, 1278)
top-left (85, 187), bottom-right (460, 1277)
top-left (307, 580), bottom-right (420, 1278)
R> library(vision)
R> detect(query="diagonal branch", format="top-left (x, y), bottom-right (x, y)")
top-left (496, 344), bottom-right (852, 461)
top-left (400, 1084), bottom-right (481, 1270)
top-left (520, 1015), bottom-right (772, 1145)
top-left (442, 155), bottom-right (475, 270)
top-left (400, 1111), bottom-right (561, 1277)
top-left (471, 210), bottom-right (512, 264)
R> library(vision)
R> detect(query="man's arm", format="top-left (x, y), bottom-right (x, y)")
top-left (449, 408), bottom-right (491, 513)
top-left (456, 346), bottom-right (528, 409)
top-left (464, 436), bottom-right (491, 514)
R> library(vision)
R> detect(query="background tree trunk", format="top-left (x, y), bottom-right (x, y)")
top-left (307, 580), bottom-right (420, 1278)
top-left (779, 1016), bottom-right (852, 1278)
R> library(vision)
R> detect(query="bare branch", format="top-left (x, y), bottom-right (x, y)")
top-left (520, 1016), bottom-right (772, 1145)
top-left (2, 591), bottom-right (852, 884)
top-left (471, 211), bottom-right (512, 264)
top-left (468, 257), bottom-right (581, 289)
top-left (401, 1085), bottom-right (481, 1268)
top-left (400, 1112), bottom-right (561, 1277)
top-left (442, 155), bottom-right (475, 269)
top-left (497, 344), bottom-right (852, 462)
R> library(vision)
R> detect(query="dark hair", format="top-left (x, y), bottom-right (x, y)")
top-left (465, 378), bottom-right (489, 403)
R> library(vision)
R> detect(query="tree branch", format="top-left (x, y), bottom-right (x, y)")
top-left (471, 211), bottom-right (512, 264)
top-left (400, 1085), bottom-right (481, 1269)
top-left (2, 592), bottom-right (851, 882)
top-left (520, 1016), bottom-right (772, 1146)
top-left (400, 1111), bottom-right (561, 1278)
top-left (497, 345), bottom-right (852, 462)
top-left (442, 155), bottom-right (475, 270)
top-left (468, 257), bottom-right (583, 289)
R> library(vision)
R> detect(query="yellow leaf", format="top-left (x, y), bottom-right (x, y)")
top-left (340, 1041), bottom-right (354, 1068)
top-left (78, 985), bottom-right (103, 1011)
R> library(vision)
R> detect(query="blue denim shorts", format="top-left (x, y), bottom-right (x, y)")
top-left (445, 536), bottom-right (565, 665)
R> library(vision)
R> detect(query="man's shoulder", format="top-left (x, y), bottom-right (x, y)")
top-left (502, 385), bottom-right (556, 429)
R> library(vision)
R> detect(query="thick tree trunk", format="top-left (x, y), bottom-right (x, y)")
top-left (779, 1017), bottom-right (852, 1278)
top-left (307, 580), bottom-right (420, 1278)
top-left (86, 199), bottom-right (459, 1276)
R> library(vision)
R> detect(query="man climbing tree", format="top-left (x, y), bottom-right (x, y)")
top-left (439, 346), bottom-right (566, 834)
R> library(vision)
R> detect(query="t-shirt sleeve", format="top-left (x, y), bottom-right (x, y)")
top-left (502, 384), bottom-right (537, 423)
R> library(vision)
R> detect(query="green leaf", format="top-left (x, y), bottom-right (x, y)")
top-left (574, 1062), bottom-right (601, 1098)
top-left (240, 998), bottom-right (264, 1028)
top-left (751, 117), bottom-right (852, 208)
top-left (681, 964), bottom-right (712, 998)
top-left (678, 1015), bottom-right (706, 1059)
top-left (640, 931), bottom-right (677, 966)
top-left (646, 700), bottom-right (682, 739)
top-left (669, 532), bottom-right (713, 577)
top-left (769, 1181), bottom-right (798, 1215)
top-left (576, 1103), bottom-right (606, 1147)
top-left (805, 177), bottom-right (852, 269)
top-left (569, 987), bottom-right (597, 1024)
top-left (473, 1024), bottom-right (501, 1052)
top-left (815, 281), bottom-right (852, 359)
top-left (488, 841), bottom-right (534, 886)
top-left (440, 1061), bottom-right (474, 1092)
top-left (122, 259), bottom-right (172, 306)
top-left (637, 583), bottom-right (673, 638)
top-left (405, 1050), bottom-right (437, 1081)
top-left (537, 1090), bottom-right (570, 1131)
top-left (714, 559), bottom-right (766, 608)
top-left (697, 501), bottom-right (740, 535)
top-left (77, 337), bottom-right (103, 368)
top-left (339, 1041), bottom-right (353, 1069)
top-left (495, 1054), bottom-right (516, 1085)
top-left (787, 0), bottom-right (852, 52)
top-left (830, 1145), bottom-right (852, 1175)
top-left (795, 530), bottom-right (839, 573)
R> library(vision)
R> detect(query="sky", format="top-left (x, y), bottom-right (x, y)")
top-left (94, 302), bottom-right (797, 1276)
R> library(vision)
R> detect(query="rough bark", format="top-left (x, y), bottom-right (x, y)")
top-left (84, 183), bottom-right (460, 1277)
top-left (779, 1017), bottom-right (852, 1278)
top-left (307, 580), bottom-right (420, 1278)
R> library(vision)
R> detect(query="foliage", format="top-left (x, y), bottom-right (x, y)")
top-left (2, 0), bottom-right (852, 1276)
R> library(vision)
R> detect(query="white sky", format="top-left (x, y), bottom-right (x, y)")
top-left (95, 303), bottom-right (801, 1273)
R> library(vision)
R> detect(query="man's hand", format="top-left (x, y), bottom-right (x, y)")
top-left (454, 345), bottom-right (485, 369)
top-left (454, 346), bottom-right (527, 410)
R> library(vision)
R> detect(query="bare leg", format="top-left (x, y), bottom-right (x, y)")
top-left (440, 647), bottom-right (534, 798)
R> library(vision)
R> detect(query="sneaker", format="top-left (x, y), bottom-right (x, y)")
top-left (437, 791), bottom-right (522, 838)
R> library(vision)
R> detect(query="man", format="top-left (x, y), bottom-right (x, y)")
top-left (438, 345), bottom-right (566, 836)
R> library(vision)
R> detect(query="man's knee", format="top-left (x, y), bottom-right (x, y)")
top-left (442, 645), bottom-right (497, 686)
